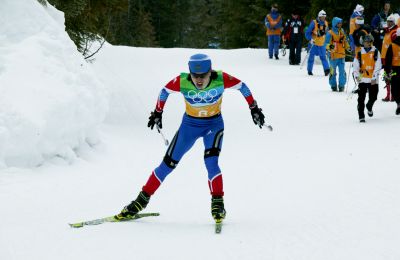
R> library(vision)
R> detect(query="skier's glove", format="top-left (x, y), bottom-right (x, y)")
top-left (148, 110), bottom-right (163, 130)
top-left (250, 101), bottom-right (265, 128)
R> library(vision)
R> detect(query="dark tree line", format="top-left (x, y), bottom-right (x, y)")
top-left (40, 0), bottom-right (399, 55)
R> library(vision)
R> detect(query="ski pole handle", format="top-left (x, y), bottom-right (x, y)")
top-left (264, 124), bottom-right (273, 131)
top-left (156, 124), bottom-right (169, 146)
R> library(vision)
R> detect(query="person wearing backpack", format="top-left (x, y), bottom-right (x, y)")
top-left (305, 10), bottom-right (330, 76)
top-left (353, 35), bottom-right (382, 123)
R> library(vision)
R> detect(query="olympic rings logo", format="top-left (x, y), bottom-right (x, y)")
top-left (187, 89), bottom-right (218, 103)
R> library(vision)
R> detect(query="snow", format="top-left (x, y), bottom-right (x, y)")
top-left (1, 1), bottom-right (400, 260)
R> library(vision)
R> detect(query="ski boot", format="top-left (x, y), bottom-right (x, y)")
top-left (382, 84), bottom-right (391, 102)
top-left (116, 191), bottom-right (150, 220)
top-left (338, 86), bottom-right (344, 92)
top-left (396, 104), bottom-right (400, 115)
top-left (211, 196), bottom-right (226, 221)
top-left (324, 69), bottom-right (330, 76)
top-left (366, 103), bottom-right (373, 117)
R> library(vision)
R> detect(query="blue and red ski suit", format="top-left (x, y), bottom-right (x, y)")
top-left (142, 71), bottom-right (255, 197)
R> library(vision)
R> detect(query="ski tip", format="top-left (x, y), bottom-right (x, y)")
top-left (69, 223), bottom-right (83, 228)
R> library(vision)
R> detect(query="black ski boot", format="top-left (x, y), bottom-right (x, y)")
top-left (116, 191), bottom-right (150, 220)
top-left (211, 196), bottom-right (226, 221)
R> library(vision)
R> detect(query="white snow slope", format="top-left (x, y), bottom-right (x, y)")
top-left (1, 1), bottom-right (400, 260)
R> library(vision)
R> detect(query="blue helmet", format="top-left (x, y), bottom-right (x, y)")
top-left (188, 53), bottom-right (211, 73)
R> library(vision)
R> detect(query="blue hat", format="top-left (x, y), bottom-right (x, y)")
top-left (188, 54), bottom-right (211, 73)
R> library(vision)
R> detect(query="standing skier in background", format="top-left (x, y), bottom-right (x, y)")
top-left (383, 28), bottom-right (400, 114)
top-left (265, 3), bottom-right (282, 59)
top-left (116, 54), bottom-right (267, 224)
top-left (349, 4), bottom-right (365, 52)
top-left (305, 10), bottom-right (330, 76)
top-left (353, 35), bottom-right (382, 123)
top-left (371, 0), bottom-right (391, 53)
top-left (352, 17), bottom-right (371, 55)
top-left (282, 9), bottom-right (305, 65)
top-left (381, 14), bottom-right (398, 102)
top-left (325, 17), bottom-right (350, 92)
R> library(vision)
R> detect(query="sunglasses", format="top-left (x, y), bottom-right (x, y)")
top-left (191, 72), bottom-right (209, 79)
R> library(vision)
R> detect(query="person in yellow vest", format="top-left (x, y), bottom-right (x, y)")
top-left (349, 4), bottom-right (364, 52)
top-left (325, 17), bottom-right (351, 91)
top-left (353, 34), bottom-right (382, 123)
top-left (304, 10), bottom-right (330, 76)
top-left (265, 3), bottom-right (282, 59)
top-left (352, 17), bottom-right (371, 56)
top-left (384, 28), bottom-right (400, 114)
top-left (381, 14), bottom-right (398, 101)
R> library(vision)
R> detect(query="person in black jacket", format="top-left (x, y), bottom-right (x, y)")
top-left (282, 9), bottom-right (305, 65)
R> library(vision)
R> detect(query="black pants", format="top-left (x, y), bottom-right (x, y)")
top-left (289, 36), bottom-right (302, 64)
top-left (357, 83), bottom-right (378, 118)
top-left (390, 67), bottom-right (400, 104)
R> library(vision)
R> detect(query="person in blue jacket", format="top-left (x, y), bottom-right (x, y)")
top-left (325, 17), bottom-right (351, 91)
top-left (265, 3), bottom-right (283, 59)
top-left (305, 10), bottom-right (330, 76)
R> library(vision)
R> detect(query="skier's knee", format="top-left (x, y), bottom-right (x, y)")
top-left (204, 147), bottom-right (221, 158)
top-left (163, 154), bottom-right (179, 169)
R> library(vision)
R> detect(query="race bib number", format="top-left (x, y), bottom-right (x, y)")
top-left (293, 27), bottom-right (298, 34)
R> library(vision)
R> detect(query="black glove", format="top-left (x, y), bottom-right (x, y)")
top-left (148, 110), bottom-right (163, 130)
top-left (250, 101), bottom-right (265, 128)
top-left (329, 44), bottom-right (335, 50)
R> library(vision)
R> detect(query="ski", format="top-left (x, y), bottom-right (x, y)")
top-left (215, 219), bottom-right (223, 234)
top-left (69, 212), bottom-right (160, 228)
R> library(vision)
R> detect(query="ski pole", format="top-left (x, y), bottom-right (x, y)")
top-left (264, 124), bottom-right (273, 131)
top-left (300, 43), bottom-right (313, 70)
top-left (156, 124), bottom-right (169, 146)
top-left (345, 63), bottom-right (352, 93)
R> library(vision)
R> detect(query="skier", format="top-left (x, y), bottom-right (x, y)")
top-left (115, 54), bottom-right (267, 223)
top-left (383, 28), bottom-right (400, 114)
top-left (265, 3), bottom-right (283, 59)
top-left (349, 4), bottom-right (365, 52)
top-left (282, 9), bottom-right (305, 65)
top-left (381, 14), bottom-right (398, 102)
top-left (371, 0), bottom-right (391, 53)
top-left (305, 10), bottom-right (330, 76)
top-left (353, 34), bottom-right (382, 123)
top-left (352, 17), bottom-right (371, 55)
top-left (325, 17), bottom-right (351, 91)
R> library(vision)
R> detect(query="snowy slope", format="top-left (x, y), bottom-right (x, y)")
top-left (1, 2), bottom-right (400, 260)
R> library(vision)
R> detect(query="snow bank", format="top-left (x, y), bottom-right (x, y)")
top-left (0, 0), bottom-right (108, 167)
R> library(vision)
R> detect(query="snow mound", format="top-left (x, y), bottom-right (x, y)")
top-left (0, 0), bottom-right (109, 167)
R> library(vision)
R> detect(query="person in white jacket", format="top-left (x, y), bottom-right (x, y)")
top-left (353, 34), bottom-right (382, 122)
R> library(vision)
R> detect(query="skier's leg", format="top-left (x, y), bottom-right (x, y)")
top-left (307, 46), bottom-right (316, 73)
top-left (357, 83), bottom-right (368, 120)
top-left (268, 35), bottom-right (273, 58)
top-left (319, 46), bottom-right (330, 73)
top-left (119, 122), bottom-right (200, 218)
top-left (366, 83), bottom-right (379, 115)
top-left (203, 127), bottom-right (224, 196)
top-left (338, 58), bottom-right (346, 90)
top-left (329, 59), bottom-right (338, 90)
top-left (273, 35), bottom-right (280, 58)
top-left (202, 121), bottom-right (226, 220)
top-left (142, 126), bottom-right (199, 196)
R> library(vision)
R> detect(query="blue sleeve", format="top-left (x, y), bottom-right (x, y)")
top-left (305, 21), bottom-right (315, 41)
top-left (371, 15), bottom-right (379, 30)
top-left (325, 32), bottom-right (331, 45)
top-left (277, 15), bottom-right (283, 29)
top-left (349, 35), bottom-right (355, 51)
top-left (265, 16), bottom-right (270, 29)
